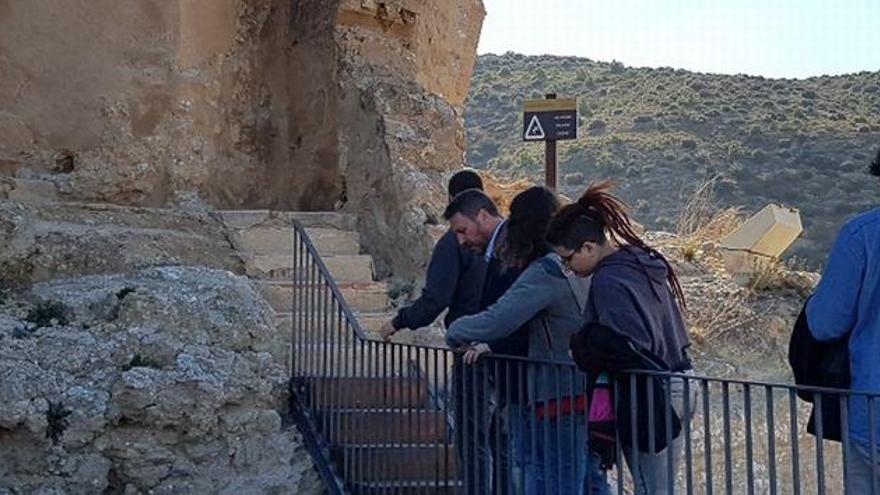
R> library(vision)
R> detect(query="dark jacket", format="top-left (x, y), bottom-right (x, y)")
top-left (570, 321), bottom-right (682, 453)
top-left (474, 223), bottom-right (528, 357)
top-left (392, 230), bottom-right (487, 330)
top-left (788, 298), bottom-right (850, 441)
top-left (584, 247), bottom-right (691, 372)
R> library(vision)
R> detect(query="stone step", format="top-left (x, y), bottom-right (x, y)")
top-left (218, 210), bottom-right (358, 230)
top-left (2, 178), bottom-right (59, 204)
top-left (319, 409), bottom-right (447, 444)
top-left (251, 254), bottom-right (373, 283)
top-left (350, 479), bottom-right (461, 495)
top-left (331, 444), bottom-right (457, 482)
top-left (239, 227), bottom-right (361, 256)
top-left (302, 377), bottom-right (429, 409)
top-left (263, 281), bottom-right (389, 313)
top-left (293, 344), bottom-right (414, 377)
top-left (277, 311), bottom-right (393, 335)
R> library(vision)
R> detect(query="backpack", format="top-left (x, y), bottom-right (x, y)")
top-left (787, 298), bottom-right (850, 441)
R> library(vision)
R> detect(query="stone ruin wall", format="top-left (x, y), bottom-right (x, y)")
top-left (0, 0), bottom-right (486, 279)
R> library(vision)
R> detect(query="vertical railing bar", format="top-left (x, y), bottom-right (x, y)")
top-left (722, 381), bottom-right (733, 495)
top-left (629, 372), bottom-right (640, 492)
top-left (870, 395), bottom-right (878, 495)
top-left (840, 393), bottom-right (850, 495)
top-left (613, 376), bottom-right (624, 495)
top-left (815, 392), bottom-right (825, 495)
top-left (647, 374), bottom-right (656, 457)
top-left (529, 362), bottom-right (539, 495)
top-left (744, 383), bottom-right (755, 495)
top-left (702, 379), bottom-right (713, 495)
top-left (442, 350), bottom-right (450, 493)
top-left (518, 359), bottom-right (527, 494)
top-left (684, 376), bottom-right (694, 495)
top-left (788, 388), bottom-right (801, 495)
top-left (543, 363), bottom-right (551, 495)
top-left (569, 365), bottom-right (578, 495)
top-left (309, 261), bottom-right (317, 410)
top-left (320, 284), bottom-right (336, 438)
top-left (665, 374), bottom-right (674, 494)
top-left (291, 228), bottom-right (298, 377)
top-left (556, 365), bottom-right (564, 492)
top-left (495, 357), bottom-right (504, 495)
top-left (766, 385), bottom-right (777, 495)
top-left (474, 356), bottom-right (482, 495)
top-left (461, 354), bottom-right (470, 494)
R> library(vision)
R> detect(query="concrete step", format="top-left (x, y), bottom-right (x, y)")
top-left (251, 254), bottom-right (373, 283)
top-left (303, 377), bottom-right (429, 408)
top-left (319, 409), bottom-right (447, 444)
top-left (264, 281), bottom-right (389, 313)
top-left (331, 444), bottom-right (456, 482)
top-left (218, 210), bottom-right (358, 230)
top-left (239, 226), bottom-right (361, 256)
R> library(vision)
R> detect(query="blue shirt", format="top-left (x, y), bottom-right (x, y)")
top-left (807, 207), bottom-right (880, 446)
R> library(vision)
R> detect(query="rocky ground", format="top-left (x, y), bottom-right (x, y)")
top-left (0, 267), bottom-right (321, 494)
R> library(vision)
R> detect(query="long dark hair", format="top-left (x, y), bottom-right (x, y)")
top-left (501, 186), bottom-right (560, 269)
top-left (546, 181), bottom-right (686, 308)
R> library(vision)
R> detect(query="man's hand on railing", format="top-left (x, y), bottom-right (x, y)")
top-left (463, 342), bottom-right (491, 365)
top-left (378, 320), bottom-right (397, 342)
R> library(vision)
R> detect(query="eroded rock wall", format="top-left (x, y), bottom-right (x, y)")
top-left (335, 0), bottom-right (485, 278)
top-left (0, 267), bottom-right (321, 493)
top-left (0, 0), bottom-right (292, 208)
top-left (0, 0), bottom-right (485, 278)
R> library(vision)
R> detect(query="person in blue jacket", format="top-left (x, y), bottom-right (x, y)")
top-left (807, 148), bottom-right (880, 492)
top-left (446, 186), bottom-right (609, 495)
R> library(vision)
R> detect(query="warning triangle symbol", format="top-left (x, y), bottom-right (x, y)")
top-left (525, 115), bottom-right (545, 140)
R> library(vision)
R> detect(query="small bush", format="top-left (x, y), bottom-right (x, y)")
top-left (25, 301), bottom-right (69, 329)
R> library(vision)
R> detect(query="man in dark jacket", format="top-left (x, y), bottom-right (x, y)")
top-left (379, 170), bottom-right (486, 339)
top-left (443, 188), bottom-right (525, 494)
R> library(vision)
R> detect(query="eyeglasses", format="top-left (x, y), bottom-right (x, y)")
top-left (559, 247), bottom-right (583, 266)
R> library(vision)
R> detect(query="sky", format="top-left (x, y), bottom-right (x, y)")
top-left (478, 0), bottom-right (880, 79)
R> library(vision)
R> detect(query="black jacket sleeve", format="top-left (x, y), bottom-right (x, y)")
top-left (393, 232), bottom-right (461, 330)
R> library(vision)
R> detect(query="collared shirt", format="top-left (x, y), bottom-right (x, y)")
top-left (485, 218), bottom-right (507, 262)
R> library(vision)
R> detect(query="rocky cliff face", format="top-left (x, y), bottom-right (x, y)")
top-left (0, 267), bottom-right (322, 493)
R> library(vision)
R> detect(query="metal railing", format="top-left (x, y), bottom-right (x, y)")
top-left (288, 221), bottom-right (880, 494)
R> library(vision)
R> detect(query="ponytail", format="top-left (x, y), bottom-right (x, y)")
top-left (548, 180), bottom-right (687, 309)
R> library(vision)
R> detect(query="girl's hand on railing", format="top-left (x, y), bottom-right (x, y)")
top-left (463, 343), bottom-right (491, 365)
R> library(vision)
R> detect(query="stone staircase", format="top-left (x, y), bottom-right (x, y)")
top-left (219, 210), bottom-right (393, 335)
top-left (219, 210), bottom-right (458, 494)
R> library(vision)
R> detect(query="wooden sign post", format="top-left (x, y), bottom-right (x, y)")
top-left (523, 94), bottom-right (577, 191)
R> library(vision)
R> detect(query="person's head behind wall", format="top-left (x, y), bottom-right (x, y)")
top-left (501, 186), bottom-right (560, 269)
top-left (871, 148), bottom-right (880, 178)
top-left (444, 189), bottom-right (501, 253)
top-left (447, 169), bottom-right (483, 201)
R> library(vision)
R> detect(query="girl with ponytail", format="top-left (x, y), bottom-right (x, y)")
top-left (547, 181), bottom-right (695, 495)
